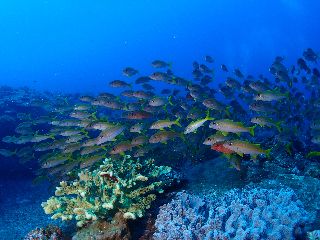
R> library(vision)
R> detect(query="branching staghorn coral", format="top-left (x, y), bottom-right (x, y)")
top-left (42, 155), bottom-right (173, 227)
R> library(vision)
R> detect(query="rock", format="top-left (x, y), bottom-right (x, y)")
top-left (72, 213), bottom-right (131, 240)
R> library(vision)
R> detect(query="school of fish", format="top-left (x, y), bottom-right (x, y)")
top-left (0, 48), bottom-right (319, 181)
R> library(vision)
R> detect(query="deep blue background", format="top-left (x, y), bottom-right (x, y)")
top-left (0, 0), bottom-right (319, 93)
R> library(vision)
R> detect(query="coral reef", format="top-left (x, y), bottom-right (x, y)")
top-left (24, 225), bottom-right (63, 240)
top-left (72, 212), bottom-right (130, 240)
top-left (308, 230), bottom-right (320, 240)
top-left (42, 155), bottom-right (175, 228)
top-left (254, 174), bottom-right (320, 227)
top-left (153, 188), bottom-right (312, 240)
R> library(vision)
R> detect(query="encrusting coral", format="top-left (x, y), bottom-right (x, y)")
top-left (42, 155), bottom-right (174, 228)
top-left (154, 188), bottom-right (313, 240)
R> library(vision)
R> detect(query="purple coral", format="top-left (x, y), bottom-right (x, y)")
top-left (154, 188), bottom-right (312, 240)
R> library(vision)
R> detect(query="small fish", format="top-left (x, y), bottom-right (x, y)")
top-left (203, 132), bottom-right (231, 145)
top-left (249, 81), bottom-right (270, 92)
top-left (303, 48), bottom-right (318, 62)
top-left (92, 99), bottom-right (124, 110)
top-left (135, 76), bottom-right (151, 84)
top-left (199, 64), bottom-right (212, 73)
top-left (132, 91), bottom-right (153, 100)
top-left (204, 55), bottom-right (214, 63)
top-left (66, 134), bottom-right (86, 143)
top-left (221, 64), bottom-right (228, 72)
top-left (96, 125), bottom-right (126, 145)
top-left (149, 130), bottom-right (182, 144)
top-left (250, 117), bottom-right (282, 132)
top-left (131, 136), bottom-right (148, 146)
top-left (74, 104), bottom-right (91, 111)
top-left (149, 97), bottom-right (166, 107)
top-left (211, 143), bottom-right (235, 154)
top-left (109, 80), bottom-right (131, 88)
top-left (80, 154), bottom-right (105, 169)
top-left (130, 123), bottom-right (144, 133)
top-left (184, 111), bottom-right (214, 134)
top-left (234, 68), bottom-right (244, 78)
top-left (150, 118), bottom-right (181, 130)
top-left (122, 111), bottom-right (152, 120)
top-left (30, 134), bottom-right (55, 143)
top-left (123, 67), bottom-right (138, 77)
top-left (110, 141), bottom-right (133, 154)
top-left (249, 101), bottom-right (277, 114)
top-left (254, 90), bottom-right (289, 102)
top-left (41, 156), bottom-right (70, 169)
top-left (142, 83), bottom-right (155, 91)
top-left (70, 111), bottom-right (96, 120)
top-left (209, 119), bottom-right (256, 136)
top-left (202, 98), bottom-right (226, 112)
top-left (0, 149), bottom-right (16, 157)
top-left (149, 72), bottom-right (171, 82)
top-left (133, 145), bottom-right (154, 157)
top-left (222, 140), bottom-right (271, 158)
top-left (152, 60), bottom-right (171, 68)
top-left (121, 90), bottom-right (135, 98)
top-left (226, 77), bottom-right (241, 89)
top-left (80, 95), bottom-right (95, 102)
top-left (87, 121), bottom-right (115, 131)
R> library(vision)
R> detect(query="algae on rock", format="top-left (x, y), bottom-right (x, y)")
top-left (42, 155), bottom-right (173, 227)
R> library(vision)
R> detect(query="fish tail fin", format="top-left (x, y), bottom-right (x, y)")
top-left (285, 142), bottom-right (293, 156)
top-left (249, 125), bottom-right (256, 136)
top-left (175, 117), bottom-right (182, 127)
top-left (66, 153), bottom-right (73, 161)
top-left (205, 109), bottom-right (214, 120)
top-left (265, 148), bottom-right (272, 158)
top-left (285, 91), bottom-right (290, 98)
top-left (275, 121), bottom-right (282, 132)
top-left (162, 104), bottom-right (168, 113)
top-left (225, 106), bottom-right (231, 118)
top-left (101, 146), bottom-right (108, 151)
top-left (222, 153), bottom-right (232, 160)
top-left (81, 129), bottom-right (89, 137)
top-left (306, 151), bottom-right (320, 158)
top-left (168, 96), bottom-right (173, 106)
top-left (49, 134), bottom-right (55, 140)
top-left (179, 133), bottom-right (186, 142)
top-left (91, 111), bottom-right (98, 120)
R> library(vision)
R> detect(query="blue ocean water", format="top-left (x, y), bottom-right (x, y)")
top-left (0, 1), bottom-right (320, 239)
top-left (0, 0), bottom-right (319, 93)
